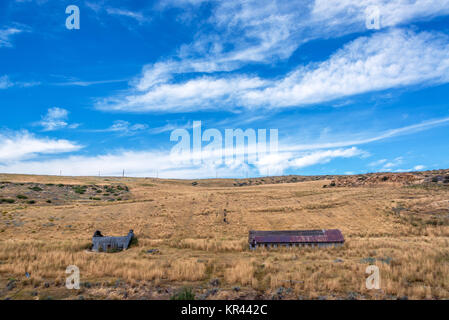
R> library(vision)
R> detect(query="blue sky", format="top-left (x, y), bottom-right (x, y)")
top-left (1, 0), bottom-right (449, 178)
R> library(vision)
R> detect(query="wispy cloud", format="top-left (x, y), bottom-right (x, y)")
top-left (290, 147), bottom-right (363, 169)
top-left (96, 29), bottom-right (449, 112)
top-left (280, 116), bottom-right (449, 152)
top-left (368, 157), bottom-right (426, 172)
top-left (150, 121), bottom-right (192, 134)
top-left (0, 75), bottom-right (40, 89)
top-left (0, 27), bottom-right (23, 48)
top-left (369, 159), bottom-right (387, 167)
top-left (106, 8), bottom-right (147, 23)
top-left (91, 120), bottom-right (149, 136)
top-left (36, 108), bottom-right (80, 131)
top-left (0, 75), bottom-right (12, 89)
top-left (2, 115), bottom-right (447, 178)
top-left (381, 157), bottom-right (404, 170)
top-left (0, 131), bottom-right (82, 163)
top-left (311, 0), bottom-right (449, 30)
top-left (0, 144), bottom-right (365, 178)
top-left (242, 29), bottom-right (449, 108)
top-left (99, 0), bottom-right (449, 113)
top-left (158, 0), bottom-right (449, 73)
top-left (52, 78), bottom-right (128, 87)
top-left (96, 75), bottom-right (267, 112)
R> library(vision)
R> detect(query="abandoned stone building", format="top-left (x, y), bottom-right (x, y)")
top-left (92, 229), bottom-right (134, 252)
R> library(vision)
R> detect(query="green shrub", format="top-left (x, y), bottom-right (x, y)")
top-left (72, 186), bottom-right (86, 194)
top-left (130, 236), bottom-right (138, 247)
top-left (29, 186), bottom-right (43, 192)
top-left (170, 287), bottom-right (195, 300)
top-left (0, 198), bottom-right (15, 204)
top-left (16, 195), bottom-right (28, 199)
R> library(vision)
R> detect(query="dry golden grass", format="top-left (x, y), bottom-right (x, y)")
top-left (1, 173), bottom-right (449, 299)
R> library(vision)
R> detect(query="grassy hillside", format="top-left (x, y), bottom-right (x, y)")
top-left (0, 172), bottom-right (448, 300)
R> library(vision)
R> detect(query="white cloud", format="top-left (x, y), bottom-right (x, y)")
top-left (381, 157), bottom-right (404, 170)
top-left (52, 78), bottom-right (128, 87)
top-left (0, 131), bottom-right (82, 163)
top-left (93, 120), bottom-right (149, 136)
top-left (108, 120), bottom-right (147, 132)
top-left (150, 121), bottom-right (192, 134)
top-left (0, 27), bottom-right (23, 47)
top-left (290, 147), bottom-right (363, 168)
top-left (252, 147), bottom-right (365, 176)
top-left (97, 29), bottom-right (449, 112)
top-left (160, 0), bottom-right (449, 71)
top-left (311, 0), bottom-right (449, 30)
top-left (384, 164), bottom-right (426, 172)
top-left (0, 144), bottom-right (364, 178)
top-left (243, 29), bottom-right (449, 108)
top-left (97, 75), bottom-right (267, 112)
top-left (369, 159), bottom-right (387, 166)
top-left (368, 156), bottom-right (427, 172)
top-left (37, 108), bottom-right (79, 131)
top-left (1, 115), bottom-right (447, 178)
top-left (105, 8), bottom-right (146, 23)
top-left (96, 0), bottom-right (449, 113)
top-left (0, 75), bottom-right (12, 89)
top-left (39, 108), bottom-right (68, 131)
top-left (278, 115), bottom-right (449, 155)
top-left (0, 75), bottom-right (40, 89)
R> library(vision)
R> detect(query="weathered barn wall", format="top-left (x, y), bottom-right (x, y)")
top-left (248, 229), bottom-right (344, 249)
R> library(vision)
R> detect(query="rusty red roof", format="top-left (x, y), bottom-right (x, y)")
top-left (249, 229), bottom-right (344, 244)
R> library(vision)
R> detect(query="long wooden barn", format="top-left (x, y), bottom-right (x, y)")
top-left (248, 229), bottom-right (344, 249)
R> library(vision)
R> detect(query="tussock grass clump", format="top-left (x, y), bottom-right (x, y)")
top-left (174, 238), bottom-right (247, 252)
top-left (225, 260), bottom-right (256, 286)
top-left (168, 259), bottom-right (206, 281)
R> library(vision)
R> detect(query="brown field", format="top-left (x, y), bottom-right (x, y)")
top-left (0, 172), bottom-right (449, 300)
